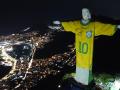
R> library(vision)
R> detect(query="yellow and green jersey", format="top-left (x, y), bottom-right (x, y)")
top-left (61, 20), bottom-right (117, 85)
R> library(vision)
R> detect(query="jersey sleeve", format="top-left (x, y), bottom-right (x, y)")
top-left (61, 21), bottom-right (78, 33)
top-left (94, 22), bottom-right (117, 36)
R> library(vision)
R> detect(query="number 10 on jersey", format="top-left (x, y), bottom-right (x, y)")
top-left (79, 42), bottom-right (88, 54)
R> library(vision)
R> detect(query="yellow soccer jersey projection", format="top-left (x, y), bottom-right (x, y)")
top-left (62, 20), bottom-right (117, 85)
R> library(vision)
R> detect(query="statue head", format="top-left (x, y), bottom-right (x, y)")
top-left (82, 8), bottom-right (91, 21)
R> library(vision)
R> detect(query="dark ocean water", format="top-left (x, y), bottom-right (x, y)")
top-left (0, 66), bottom-right (12, 79)
top-left (7, 43), bottom-right (32, 60)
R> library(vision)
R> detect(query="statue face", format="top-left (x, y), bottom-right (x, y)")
top-left (82, 8), bottom-right (91, 20)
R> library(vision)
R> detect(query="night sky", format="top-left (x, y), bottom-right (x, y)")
top-left (0, 0), bottom-right (120, 33)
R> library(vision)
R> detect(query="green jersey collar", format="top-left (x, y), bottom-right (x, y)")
top-left (80, 19), bottom-right (91, 26)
